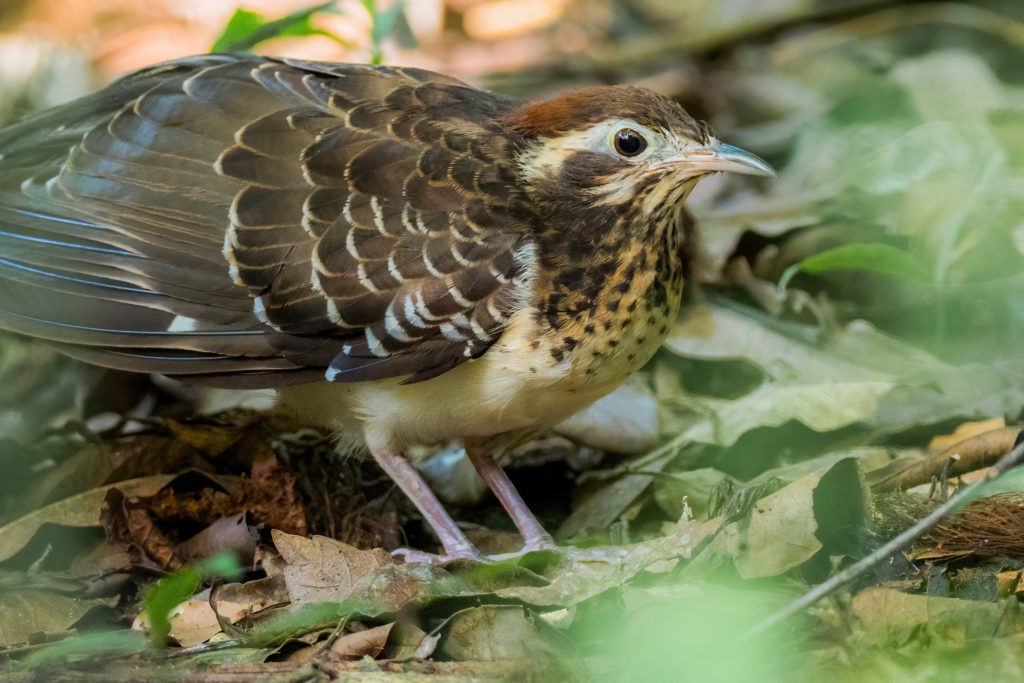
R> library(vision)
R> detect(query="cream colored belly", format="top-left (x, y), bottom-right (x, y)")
top-left (279, 307), bottom-right (664, 453)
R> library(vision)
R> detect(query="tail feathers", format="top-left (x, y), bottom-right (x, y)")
top-left (0, 217), bottom-right (336, 388)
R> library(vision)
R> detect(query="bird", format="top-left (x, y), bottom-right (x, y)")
top-left (0, 54), bottom-right (773, 561)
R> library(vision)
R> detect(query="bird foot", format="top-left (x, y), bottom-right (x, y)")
top-left (391, 546), bottom-right (485, 565)
top-left (486, 532), bottom-right (557, 560)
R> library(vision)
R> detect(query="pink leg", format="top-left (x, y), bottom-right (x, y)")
top-left (466, 444), bottom-right (555, 552)
top-left (369, 445), bottom-right (481, 561)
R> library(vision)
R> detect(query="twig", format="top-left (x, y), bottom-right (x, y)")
top-left (870, 427), bottom-right (1021, 491)
top-left (774, 2), bottom-right (1024, 65)
top-left (746, 440), bottom-right (1024, 638)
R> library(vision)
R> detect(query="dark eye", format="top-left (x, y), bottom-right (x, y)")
top-left (613, 128), bottom-right (647, 157)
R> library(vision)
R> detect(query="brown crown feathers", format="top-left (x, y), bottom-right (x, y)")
top-left (506, 85), bottom-right (712, 140)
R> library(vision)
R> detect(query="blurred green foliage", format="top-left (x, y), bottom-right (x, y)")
top-left (142, 554), bottom-right (242, 647)
top-left (779, 242), bottom-right (933, 289)
top-left (212, 2), bottom-right (347, 53)
top-left (741, 9), bottom-right (1024, 360)
top-left (211, 0), bottom-right (412, 64)
top-left (571, 583), bottom-right (809, 682)
top-left (360, 0), bottom-right (410, 65)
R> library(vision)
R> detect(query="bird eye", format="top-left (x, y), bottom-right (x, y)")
top-left (613, 128), bottom-right (647, 157)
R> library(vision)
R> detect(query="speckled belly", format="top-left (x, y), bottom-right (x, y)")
top-left (279, 286), bottom-right (681, 455)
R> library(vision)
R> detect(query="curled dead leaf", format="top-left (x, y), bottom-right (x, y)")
top-left (0, 474), bottom-right (176, 565)
top-left (271, 530), bottom-right (391, 605)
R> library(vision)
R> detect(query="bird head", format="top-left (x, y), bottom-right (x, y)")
top-left (504, 85), bottom-right (773, 215)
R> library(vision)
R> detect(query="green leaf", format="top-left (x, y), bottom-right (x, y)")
top-left (778, 242), bottom-right (932, 290)
top-left (211, 9), bottom-right (266, 52)
top-left (199, 553), bottom-right (244, 581)
top-left (363, 1), bottom-right (407, 64)
top-left (948, 465), bottom-right (1024, 513)
top-left (241, 600), bottom-right (383, 648)
top-left (680, 380), bottom-right (893, 448)
top-left (372, 3), bottom-right (406, 48)
top-left (211, 2), bottom-right (345, 53)
top-left (143, 567), bottom-right (202, 647)
top-left (0, 588), bottom-right (116, 648)
top-left (20, 631), bottom-right (148, 669)
top-left (142, 554), bottom-right (243, 647)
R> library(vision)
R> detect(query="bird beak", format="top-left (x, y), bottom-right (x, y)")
top-left (680, 139), bottom-right (776, 177)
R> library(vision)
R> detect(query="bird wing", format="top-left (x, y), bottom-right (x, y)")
top-left (0, 55), bottom-right (533, 387)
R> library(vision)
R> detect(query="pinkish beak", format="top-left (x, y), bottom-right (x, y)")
top-left (681, 139), bottom-right (775, 177)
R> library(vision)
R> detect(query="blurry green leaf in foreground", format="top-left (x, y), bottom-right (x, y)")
top-left (596, 583), bottom-right (808, 683)
top-left (779, 242), bottom-right (932, 290)
top-left (211, 2), bottom-right (345, 53)
top-left (143, 554), bottom-right (242, 647)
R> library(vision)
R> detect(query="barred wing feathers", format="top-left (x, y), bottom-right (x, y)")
top-left (0, 55), bottom-right (533, 387)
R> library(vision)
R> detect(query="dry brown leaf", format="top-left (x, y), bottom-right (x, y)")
top-left (99, 470), bottom-right (240, 569)
top-left (0, 474), bottom-right (176, 564)
top-left (380, 620), bottom-right (432, 661)
top-left (870, 426), bottom-right (1019, 492)
top-left (996, 571), bottom-right (1022, 598)
top-left (158, 592), bottom-right (241, 647)
top-left (103, 487), bottom-right (176, 568)
top-left (271, 530), bottom-right (392, 605)
top-left (141, 480), bottom-right (235, 523)
top-left (99, 462), bottom-right (305, 570)
top-left (175, 513), bottom-right (257, 566)
top-left (929, 417), bottom-right (1007, 451)
top-left (132, 575), bottom-right (289, 647)
top-left (237, 460), bottom-right (306, 535)
top-left (166, 419), bottom-right (250, 458)
top-left (327, 622), bottom-right (394, 660)
top-left (218, 575), bottom-right (290, 608)
top-left (351, 562), bottom-right (449, 612)
top-left (438, 605), bottom-right (577, 668)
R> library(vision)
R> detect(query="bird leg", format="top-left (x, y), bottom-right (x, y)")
top-left (465, 443), bottom-right (556, 552)
top-left (368, 444), bottom-right (482, 562)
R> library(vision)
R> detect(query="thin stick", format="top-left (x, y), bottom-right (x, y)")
top-left (746, 440), bottom-right (1024, 638)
